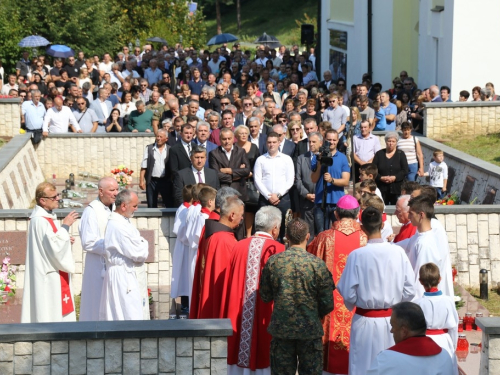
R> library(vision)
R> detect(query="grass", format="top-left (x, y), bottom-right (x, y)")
top-left (467, 287), bottom-right (500, 316)
top-left (442, 133), bottom-right (500, 167)
top-left (204, 0), bottom-right (318, 47)
top-left (0, 139), bottom-right (5, 149)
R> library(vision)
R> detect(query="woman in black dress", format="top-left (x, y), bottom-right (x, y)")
top-left (235, 124), bottom-right (260, 237)
top-left (106, 109), bottom-right (124, 133)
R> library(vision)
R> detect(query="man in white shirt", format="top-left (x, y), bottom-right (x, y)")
top-left (353, 120), bottom-right (381, 179)
top-left (254, 132), bottom-right (295, 241)
top-left (42, 97), bottom-right (81, 136)
top-left (122, 61), bottom-right (141, 79)
top-left (98, 53), bottom-right (113, 77)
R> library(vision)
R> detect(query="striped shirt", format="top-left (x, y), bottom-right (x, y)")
top-left (397, 136), bottom-right (419, 164)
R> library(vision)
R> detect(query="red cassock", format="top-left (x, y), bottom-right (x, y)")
top-left (307, 219), bottom-right (367, 374)
top-left (394, 221), bottom-right (417, 243)
top-left (220, 233), bottom-right (285, 371)
top-left (190, 219), bottom-right (237, 319)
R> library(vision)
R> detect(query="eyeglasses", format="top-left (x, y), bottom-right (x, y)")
top-left (42, 193), bottom-right (60, 201)
top-left (140, 84), bottom-right (148, 87)
top-left (244, 103), bottom-right (252, 106)
top-left (221, 102), bottom-right (230, 105)
top-left (328, 100), bottom-right (336, 103)
top-left (278, 120), bottom-right (287, 124)
top-left (276, 133), bottom-right (285, 137)
top-left (291, 128), bottom-right (300, 131)
top-left (77, 102), bottom-right (86, 105)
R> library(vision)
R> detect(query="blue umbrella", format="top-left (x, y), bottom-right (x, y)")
top-left (18, 35), bottom-right (50, 48)
top-left (207, 33), bottom-right (238, 46)
top-left (45, 45), bottom-right (75, 58)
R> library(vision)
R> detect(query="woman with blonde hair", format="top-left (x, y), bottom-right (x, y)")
top-left (286, 120), bottom-right (303, 142)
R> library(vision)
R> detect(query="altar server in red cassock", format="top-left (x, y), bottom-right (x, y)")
top-left (221, 206), bottom-right (284, 375)
top-left (306, 195), bottom-right (367, 374)
top-left (394, 195), bottom-right (417, 243)
top-left (190, 196), bottom-right (245, 319)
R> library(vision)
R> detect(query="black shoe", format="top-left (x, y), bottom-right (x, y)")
top-left (180, 306), bottom-right (189, 314)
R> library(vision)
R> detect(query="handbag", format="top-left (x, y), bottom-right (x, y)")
top-left (245, 180), bottom-right (259, 206)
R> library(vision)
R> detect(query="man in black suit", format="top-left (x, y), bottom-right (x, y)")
top-left (318, 70), bottom-right (335, 92)
top-left (167, 124), bottom-right (195, 175)
top-left (272, 124), bottom-right (295, 157)
top-left (209, 128), bottom-right (251, 201)
top-left (167, 116), bottom-right (185, 146)
top-left (248, 117), bottom-right (268, 155)
top-left (292, 118), bottom-right (318, 162)
top-left (173, 145), bottom-right (220, 206)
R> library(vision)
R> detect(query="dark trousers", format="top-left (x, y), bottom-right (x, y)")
top-left (270, 337), bottom-right (323, 375)
top-left (146, 178), bottom-right (172, 208)
top-left (313, 203), bottom-right (337, 233)
top-left (259, 194), bottom-right (291, 241)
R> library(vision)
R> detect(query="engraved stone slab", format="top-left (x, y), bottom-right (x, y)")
top-left (0, 232), bottom-right (27, 264)
top-left (139, 230), bottom-right (155, 263)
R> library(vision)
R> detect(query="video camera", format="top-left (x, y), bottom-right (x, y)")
top-left (317, 140), bottom-right (333, 166)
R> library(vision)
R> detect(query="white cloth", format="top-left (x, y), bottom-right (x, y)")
top-left (171, 205), bottom-right (191, 298)
top-left (185, 207), bottom-right (209, 301)
top-left (79, 199), bottom-right (112, 321)
top-left (42, 106), bottom-right (81, 133)
top-left (397, 222), bottom-right (453, 299)
top-left (99, 212), bottom-right (149, 320)
top-left (21, 206), bottom-right (76, 323)
top-left (227, 365), bottom-right (270, 375)
top-left (414, 293), bottom-right (459, 374)
top-left (367, 347), bottom-right (455, 375)
top-left (381, 220), bottom-right (393, 242)
top-left (253, 152), bottom-right (294, 199)
top-left (337, 240), bottom-right (416, 375)
top-left (119, 102), bottom-right (137, 117)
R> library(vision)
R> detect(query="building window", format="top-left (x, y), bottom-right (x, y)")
top-left (329, 30), bottom-right (347, 81)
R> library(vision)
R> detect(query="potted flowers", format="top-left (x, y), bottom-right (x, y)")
top-left (0, 257), bottom-right (17, 303)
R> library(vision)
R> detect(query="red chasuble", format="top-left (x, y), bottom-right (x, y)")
top-left (394, 221), bottom-right (417, 243)
top-left (220, 234), bottom-right (285, 370)
top-left (190, 220), bottom-right (237, 319)
top-left (307, 219), bottom-right (367, 374)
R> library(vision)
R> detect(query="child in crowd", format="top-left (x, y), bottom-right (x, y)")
top-left (359, 163), bottom-right (384, 201)
top-left (354, 182), bottom-right (362, 202)
top-left (414, 262), bottom-right (459, 374)
top-left (359, 194), bottom-right (393, 242)
top-left (372, 101), bottom-right (387, 131)
top-left (424, 150), bottom-right (448, 200)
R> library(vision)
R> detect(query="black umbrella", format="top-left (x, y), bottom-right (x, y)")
top-left (146, 37), bottom-right (168, 44)
top-left (254, 32), bottom-right (281, 48)
top-left (207, 33), bottom-right (238, 46)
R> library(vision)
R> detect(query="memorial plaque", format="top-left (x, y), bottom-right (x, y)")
top-left (0, 232), bottom-right (27, 264)
top-left (460, 175), bottom-right (476, 204)
top-left (482, 186), bottom-right (498, 205)
top-left (139, 230), bottom-right (156, 263)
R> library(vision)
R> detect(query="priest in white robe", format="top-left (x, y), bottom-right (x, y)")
top-left (22, 182), bottom-right (80, 323)
top-left (337, 207), bottom-right (416, 375)
top-left (79, 177), bottom-right (118, 321)
top-left (367, 302), bottom-right (455, 375)
top-left (99, 190), bottom-right (149, 321)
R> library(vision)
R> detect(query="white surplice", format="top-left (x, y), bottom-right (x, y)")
top-left (367, 347), bottom-right (455, 375)
top-left (430, 218), bottom-right (454, 298)
top-left (21, 205), bottom-right (76, 323)
top-left (186, 209), bottom-right (209, 300)
top-left (337, 240), bottom-right (416, 375)
top-left (99, 212), bottom-right (149, 320)
top-left (171, 204), bottom-right (191, 298)
top-left (79, 199), bottom-right (113, 321)
top-left (381, 220), bottom-right (394, 242)
top-left (414, 292), bottom-right (459, 374)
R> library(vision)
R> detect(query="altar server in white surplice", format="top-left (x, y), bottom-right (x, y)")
top-left (398, 194), bottom-right (453, 299)
top-left (186, 187), bottom-right (216, 301)
top-left (337, 207), bottom-right (416, 375)
top-left (79, 177), bottom-right (118, 321)
top-left (99, 190), bottom-right (149, 321)
top-left (414, 263), bottom-right (459, 374)
top-left (22, 182), bottom-right (80, 323)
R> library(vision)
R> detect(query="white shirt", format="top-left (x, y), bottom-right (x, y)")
top-left (192, 166), bottom-right (205, 183)
top-left (181, 140), bottom-right (192, 158)
top-left (122, 69), bottom-right (141, 79)
top-left (42, 106), bottom-right (81, 133)
top-left (250, 134), bottom-right (259, 147)
top-left (100, 100), bottom-right (110, 120)
top-left (98, 61), bottom-right (113, 73)
top-left (223, 146), bottom-right (233, 161)
top-left (253, 152), bottom-right (294, 199)
top-left (141, 143), bottom-right (168, 178)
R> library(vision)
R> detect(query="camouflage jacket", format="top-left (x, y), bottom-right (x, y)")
top-left (260, 246), bottom-right (335, 339)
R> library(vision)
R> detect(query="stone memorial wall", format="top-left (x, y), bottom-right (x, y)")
top-left (0, 98), bottom-right (22, 138)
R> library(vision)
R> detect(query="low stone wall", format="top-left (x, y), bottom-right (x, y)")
top-left (0, 98), bottom-right (21, 138)
top-left (0, 319), bottom-right (232, 374)
top-left (476, 317), bottom-right (500, 374)
top-left (0, 134), bottom-right (44, 209)
top-left (423, 101), bottom-right (500, 139)
top-left (34, 133), bottom-right (155, 179)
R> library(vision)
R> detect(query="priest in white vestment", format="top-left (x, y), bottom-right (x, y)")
top-left (99, 190), bottom-right (149, 321)
top-left (367, 302), bottom-right (455, 375)
top-left (79, 177), bottom-right (118, 321)
top-left (337, 207), bottom-right (416, 375)
top-left (22, 182), bottom-right (80, 323)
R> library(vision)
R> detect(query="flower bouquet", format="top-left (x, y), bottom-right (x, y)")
top-left (0, 257), bottom-right (17, 302)
top-left (111, 165), bottom-right (134, 188)
top-left (436, 191), bottom-right (460, 205)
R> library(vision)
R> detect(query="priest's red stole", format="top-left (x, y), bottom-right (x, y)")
top-left (307, 219), bottom-right (367, 374)
top-left (43, 217), bottom-right (75, 316)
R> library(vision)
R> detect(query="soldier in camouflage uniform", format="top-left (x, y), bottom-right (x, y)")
top-left (260, 218), bottom-right (335, 375)
top-left (146, 91), bottom-right (164, 134)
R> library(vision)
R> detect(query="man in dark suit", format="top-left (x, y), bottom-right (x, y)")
top-left (167, 116), bottom-right (185, 146)
top-left (173, 145), bottom-right (220, 206)
top-left (292, 118), bottom-right (318, 163)
top-left (139, 129), bottom-right (173, 208)
top-left (318, 70), bottom-right (335, 92)
top-left (272, 124), bottom-right (295, 157)
top-left (192, 121), bottom-right (217, 167)
top-left (295, 132), bottom-right (322, 238)
top-left (248, 117), bottom-right (268, 155)
top-left (167, 124), bottom-right (195, 175)
top-left (209, 109), bottom-right (234, 146)
top-left (209, 128), bottom-right (251, 201)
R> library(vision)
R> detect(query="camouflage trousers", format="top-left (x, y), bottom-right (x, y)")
top-left (270, 337), bottom-right (323, 375)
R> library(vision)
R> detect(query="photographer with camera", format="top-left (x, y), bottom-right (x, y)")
top-left (311, 129), bottom-right (350, 233)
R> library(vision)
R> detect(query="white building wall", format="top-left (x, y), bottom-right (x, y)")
top-left (370, 0), bottom-right (394, 88)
